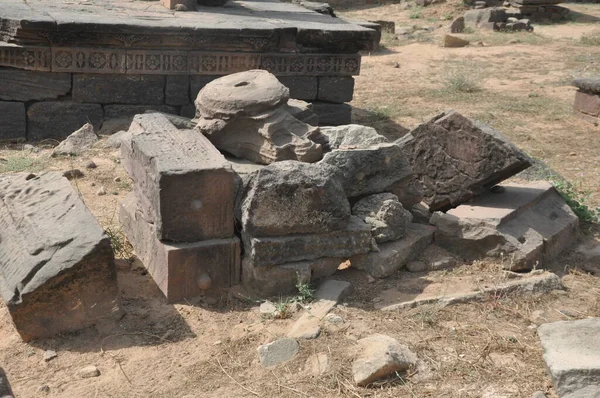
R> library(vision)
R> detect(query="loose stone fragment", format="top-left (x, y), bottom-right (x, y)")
top-left (79, 365), bottom-right (100, 379)
top-left (320, 124), bottom-right (388, 149)
top-left (352, 193), bottom-right (413, 243)
top-left (257, 338), bottom-right (300, 367)
top-left (51, 123), bottom-right (98, 157)
top-left (0, 172), bottom-right (122, 341)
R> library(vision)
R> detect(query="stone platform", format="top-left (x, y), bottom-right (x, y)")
top-left (0, 0), bottom-right (377, 141)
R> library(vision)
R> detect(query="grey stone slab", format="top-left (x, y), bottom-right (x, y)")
top-left (311, 102), bottom-right (352, 126)
top-left (257, 338), bottom-right (299, 367)
top-left (0, 171), bottom-right (122, 341)
top-left (538, 318), bottom-right (600, 398)
top-left (73, 74), bottom-right (164, 104)
top-left (122, 113), bottom-right (234, 242)
top-left (351, 223), bottom-right (436, 278)
top-left (278, 76), bottom-right (318, 100)
top-left (165, 75), bottom-right (190, 106)
top-left (119, 194), bottom-right (240, 303)
top-left (0, 69), bottom-right (71, 101)
top-left (317, 76), bottom-right (354, 103)
top-left (243, 215), bottom-right (373, 267)
top-left (27, 101), bottom-right (103, 140)
top-left (572, 78), bottom-right (600, 94)
top-left (0, 101), bottom-right (26, 142)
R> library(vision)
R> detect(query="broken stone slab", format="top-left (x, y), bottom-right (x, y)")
top-left (51, 123), bottom-right (98, 157)
top-left (538, 318), bottom-right (600, 398)
top-left (195, 70), bottom-right (323, 165)
top-left (443, 34), bottom-right (469, 47)
top-left (243, 216), bottom-right (373, 267)
top-left (351, 223), bottom-right (436, 278)
top-left (242, 257), bottom-right (342, 297)
top-left (431, 181), bottom-right (579, 271)
top-left (122, 113), bottom-right (234, 242)
top-left (285, 99), bottom-right (319, 126)
top-left (399, 110), bottom-right (532, 211)
top-left (0, 172), bottom-right (122, 342)
top-left (352, 193), bottom-right (413, 244)
top-left (352, 334), bottom-right (417, 387)
top-left (320, 142), bottom-right (413, 198)
top-left (119, 194), bottom-right (240, 303)
top-left (320, 124), bottom-right (388, 149)
top-left (241, 161), bottom-right (350, 237)
top-left (288, 279), bottom-right (352, 339)
top-left (380, 271), bottom-right (562, 311)
top-left (257, 338), bottom-right (300, 367)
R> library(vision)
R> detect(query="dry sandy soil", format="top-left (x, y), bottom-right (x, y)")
top-left (2, 1), bottom-right (600, 397)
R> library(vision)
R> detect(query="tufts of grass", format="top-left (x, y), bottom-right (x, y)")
top-left (104, 225), bottom-right (134, 260)
top-left (443, 64), bottom-right (483, 93)
top-left (366, 105), bottom-right (394, 121)
top-left (0, 156), bottom-right (48, 174)
top-left (409, 7), bottom-right (423, 19)
top-left (551, 180), bottom-right (600, 222)
top-left (580, 30), bottom-right (600, 46)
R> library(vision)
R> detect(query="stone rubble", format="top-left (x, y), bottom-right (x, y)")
top-left (351, 193), bottom-right (413, 244)
top-left (257, 338), bottom-right (300, 367)
top-left (51, 123), bottom-right (98, 157)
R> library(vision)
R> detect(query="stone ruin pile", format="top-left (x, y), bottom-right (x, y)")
top-left (0, 69), bottom-right (581, 341)
top-left (463, 0), bottom-right (568, 22)
top-left (453, 8), bottom-right (534, 32)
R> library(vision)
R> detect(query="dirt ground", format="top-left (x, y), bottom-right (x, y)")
top-left (2, 1), bottom-right (600, 397)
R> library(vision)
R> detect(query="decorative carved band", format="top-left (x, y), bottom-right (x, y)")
top-left (0, 45), bottom-right (361, 76)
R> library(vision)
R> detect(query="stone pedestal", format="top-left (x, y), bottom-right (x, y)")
top-left (572, 78), bottom-right (600, 124)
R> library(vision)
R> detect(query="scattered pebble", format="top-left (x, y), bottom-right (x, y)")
top-left (324, 313), bottom-right (344, 324)
top-left (84, 160), bottom-right (97, 169)
top-left (393, 62), bottom-right (400, 68)
top-left (96, 186), bottom-right (107, 196)
top-left (259, 301), bottom-right (278, 316)
top-left (114, 177), bottom-right (121, 182)
top-left (62, 169), bottom-right (84, 180)
top-left (38, 385), bottom-right (50, 393)
top-left (79, 365), bottom-right (100, 379)
top-left (43, 350), bottom-right (57, 362)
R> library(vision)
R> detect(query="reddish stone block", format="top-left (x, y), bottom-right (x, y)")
top-left (574, 90), bottom-right (600, 117)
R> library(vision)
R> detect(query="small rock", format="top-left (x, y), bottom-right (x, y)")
top-left (52, 123), bottom-right (98, 157)
top-left (23, 144), bottom-right (40, 153)
top-left (62, 169), bottom-right (84, 180)
top-left (508, 39), bottom-right (521, 44)
top-left (257, 338), bottom-right (300, 367)
top-left (96, 187), bottom-right (107, 196)
top-left (114, 177), bottom-right (121, 182)
top-left (429, 257), bottom-right (456, 270)
top-left (393, 62), bottom-right (400, 68)
top-left (79, 365), bottom-right (100, 379)
top-left (443, 34), bottom-right (469, 48)
top-left (324, 313), bottom-right (344, 324)
top-left (366, 275), bottom-right (377, 283)
top-left (174, 3), bottom-right (188, 10)
top-left (259, 301), bottom-right (278, 316)
top-left (352, 334), bottom-right (417, 386)
top-left (43, 350), bottom-right (57, 362)
top-left (84, 160), bottom-right (97, 169)
top-left (407, 260), bottom-right (427, 272)
top-left (305, 353), bottom-right (330, 376)
top-left (39, 385), bottom-right (50, 393)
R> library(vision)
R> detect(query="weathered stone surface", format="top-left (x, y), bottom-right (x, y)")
top-left (318, 76), bottom-right (354, 103)
top-left (27, 102), bottom-right (103, 141)
top-left (351, 223), bottom-right (436, 278)
top-left (165, 75), bottom-right (190, 106)
top-left (195, 70), bottom-right (323, 165)
top-left (320, 143), bottom-right (413, 198)
top-left (320, 124), bottom-right (387, 149)
top-left (242, 257), bottom-right (342, 297)
top-left (79, 365), bottom-right (101, 379)
top-left (431, 181), bottom-right (579, 271)
top-left (243, 216), bottom-right (373, 267)
top-left (352, 193), bottom-right (413, 243)
top-left (400, 110), bottom-right (532, 211)
top-left (573, 91), bottom-right (600, 117)
top-left (278, 76), bottom-right (318, 100)
top-left (51, 123), bottom-right (98, 156)
top-left (241, 161), bottom-right (350, 237)
top-left (539, 318), bottom-right (600, 398)
top-left (288, 279), bottom-right (352, 339)
top-left (0, 172), bottom-right (122, 341)
top-left (387, 175), bottom-right (424, 209)
top-left (312, 102), bottom-right (352, 126)
top-left (572, 78), bottom-right (600, 94)
top-left (104, 130), bottom-right (131, 149)
top-left (0, 101), bottom-right (26, 142)
top-left (0, 69), bottom-right (71, 101)
top-left (104, 105), bottom-right (177, 119)
top-left (122, 113), bottom-right (234, 242)
top-left (352, 334), bottom-right (417, 386)
top-left (443, 34), bottom-right (469, 48)
top-left (257, 338), bottom-right (299, 367)
top-left (119, 194), bottom-right (240, 303)
top-left (73, 74), bottom-right (164, 104)
top-left (285, 99), bottom-right (319, 126)
top-left (450, 16), bottom-right (465, 32)
top-left (190, 76), bottom-right (222, 103)
top-left (0, 368), bottom-right (13, 398)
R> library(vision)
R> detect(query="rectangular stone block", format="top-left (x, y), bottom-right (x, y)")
top-left (0, 101), bottom-right (26, 142)
top-left (243, 216), bottom-right (372, 267)
top-left (574, 90), bottom-right (600, 117)
top-left (166, 75), bottom-right (190, 106)
top-left (120, 194), bottom-right (240, 303)
top-left (0, 68), bottom-right (71, 101)
top-left (27, 101), bottom-right (103, 140)
top-left (278, 77), bottom-right (318, 101)
top-left (122, 113), bottom-right (234, 242)
top-left (73, 74), bottom-right (164, 104)
top-left (311, 102), bottom-right (352, 126)
top-left (0, 172), bottom-right (122, 342)
top-left (317, 77), bottom-right (355, 103)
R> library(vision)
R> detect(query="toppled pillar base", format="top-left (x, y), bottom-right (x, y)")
top-left (431, 181), bottom-right (579, 271)
top-left (120, 194), bottom-right (240, 303)
top-left (0, 172), bottom-right (122, 341)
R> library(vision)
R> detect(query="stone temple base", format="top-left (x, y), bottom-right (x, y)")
top-left (0, 0), bottom-right (376, 141)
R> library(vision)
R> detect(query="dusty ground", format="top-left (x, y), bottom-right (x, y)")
top-left (2, 2), bottom-right (600, 397)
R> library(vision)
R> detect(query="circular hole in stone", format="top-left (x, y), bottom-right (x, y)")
top-left (234, 81), bottom-right (250, 87)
